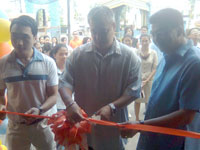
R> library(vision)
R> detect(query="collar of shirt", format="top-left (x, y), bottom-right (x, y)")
top-left (7, 47), bottom-right (44, 63)
top-left (7, 48), bottom-right (44, 77)
top-left (57, 68), bottom-right (62, 76)
top-left (163, 40), bottom-right (192, 61)
top-left (85, 39), bottom-right (122, 57)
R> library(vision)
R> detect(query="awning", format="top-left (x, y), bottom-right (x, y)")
top-left (100, 0), bottom-right (150, 11)
top-left (26, 0), bottom-right (58, 5)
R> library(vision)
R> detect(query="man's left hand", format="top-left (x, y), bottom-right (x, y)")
top-left (24, 107), bottom-right (40, 125)
top-left (96, 105), bottom-right (112, 121)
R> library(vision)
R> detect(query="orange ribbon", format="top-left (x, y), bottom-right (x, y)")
top-left (0, 110), bottom-right (200, 139)
top-left (87, 118), bottom-right (200, 139)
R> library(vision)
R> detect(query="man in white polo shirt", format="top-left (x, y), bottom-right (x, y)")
top-left (0, 15), bottom-right (58, 150)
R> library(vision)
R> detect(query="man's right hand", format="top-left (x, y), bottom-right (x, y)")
top-left (66, 102), bottom-right (84, 123)
top-left (120, 121), bottom-right (139, 138)
top-left (0, 105), bottom-right (6, 120)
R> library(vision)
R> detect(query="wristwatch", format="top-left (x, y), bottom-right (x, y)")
top-left (139, 120), bottom-right (145, 124)
top-left (39, 107), bottom-right (43, 115)
top-left (109, 103), bottom-right (117, 116)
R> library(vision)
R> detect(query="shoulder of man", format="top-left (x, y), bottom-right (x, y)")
top-left (0, 53), bottom-right (10, 62)
top-left (190, 46), bottom-right (200, 63)
top-left (0, 52), bottom-right (13, 69)
top-left (70, 42), bottom-right (92, 57)
top-left (39, 53), bottom-right (57, 71)
top-left (180, 46), bottom-right (200, 75)
top-left (40, 52), bottom-right (55, 63)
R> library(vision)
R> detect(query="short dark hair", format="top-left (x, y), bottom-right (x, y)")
top-left (150, 8), bottom-right (184, 31)
top-left (39, 36), bottom-right (44, 40)
top-left (88, 6), bottom-right (115, 24)
top-left (124, 26), bottom-right (134, 36)
top-left (141, 26), bottom-right (148, 30)
top-left (140, 34), bottom-right (151, 41)
top-left (10, 15), bottom-right (38, 36)
top-left (52, 37), bottom-right (58, 43)
top-left (52, 37), bottom-right (57, 40)
top-left (82, 37), bottom-right (91, 44)
top-left (34, 41), bottom-right (40, 47)
top-left (61, 37), bottom-right (67, 42)
top-left (186, 28), bottom-right (200, 36)
top-left (50, 44), bottom-right (67, 59)
top-left (42, 43), bottom-right (52, 53)
top-left (44, 35), bottom-right (50, 39)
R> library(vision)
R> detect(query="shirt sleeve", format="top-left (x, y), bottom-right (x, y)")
top-left (123, 52), bottom-right (142, 99)
top-left (0, 75), bottom-right (6, 90)
top-left (179, 61), bottom-right (200, 111)
top-left (47, 58), bottom-right (58, 87)
top-left (59, 52), bottom-right (74, 91)
top-left (0, 60), bottom-right (6, 90)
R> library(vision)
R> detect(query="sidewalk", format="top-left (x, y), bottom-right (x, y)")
top-left (125, 102), bottom-right (146, 150)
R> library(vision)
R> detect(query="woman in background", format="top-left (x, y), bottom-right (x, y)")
top-left (124, 26), bottom-right (138, 48)
top-left (134, 34), bottom-right (158, 121)
top-left (50, 44), bottom-right (68, 150)
top-left (50, 44), bottom-right (68, 111)
top-left (122, 35), bottom-right (133, 48)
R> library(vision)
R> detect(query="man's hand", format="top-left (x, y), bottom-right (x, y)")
top-left (24, 107), bottom-right (40, 125)
top-left (120, 121), bottom-right (139, 138)
top-left (66, 103), bottom-right (84, 123)
top-left (0, 105), bottom-right (6, 120)
top-left (96, 105), bottom-right (112, 121)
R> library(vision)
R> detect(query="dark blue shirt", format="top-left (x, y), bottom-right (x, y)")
top-left (137, 40), bottom-right (200, 150)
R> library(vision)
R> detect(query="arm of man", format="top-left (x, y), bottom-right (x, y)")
top-left (96, 95), bottom-right (135, 120)
top-left (25, 85), bottom-right (58, 124)
top-left (142, 109), bottom-right (195, 127)
top-left (59, 50), bottom-right (84, 123)
top-left (0, 89), bottom-right (6, 120)
top-left (121, 61), bottom-right (200, 138)
top-left (59, 87), bottom-right (84, 123)
top-left (96, 51), bottom-right (142, 120)
top-left (121, 109), bottom-right (195, 138)
top-left (33, 85), bottom-right (58, 113)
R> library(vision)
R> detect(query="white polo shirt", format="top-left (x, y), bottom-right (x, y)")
top-left (0, 48), bottom-right (58, 122)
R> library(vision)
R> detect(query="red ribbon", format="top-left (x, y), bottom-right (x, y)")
top-left (1, 110), bottom-right (200, 149)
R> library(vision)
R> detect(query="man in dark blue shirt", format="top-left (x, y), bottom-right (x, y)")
top-left (121, 8), bottom-right (200, 150)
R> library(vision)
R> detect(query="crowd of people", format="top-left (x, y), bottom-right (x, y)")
top-left (35, 34), bottom-right (91, 56)
top-left (0, 5), bottom-right (200, 150)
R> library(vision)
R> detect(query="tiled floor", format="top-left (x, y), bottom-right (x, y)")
top-left (125, 102), bottom-right (146, 150)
